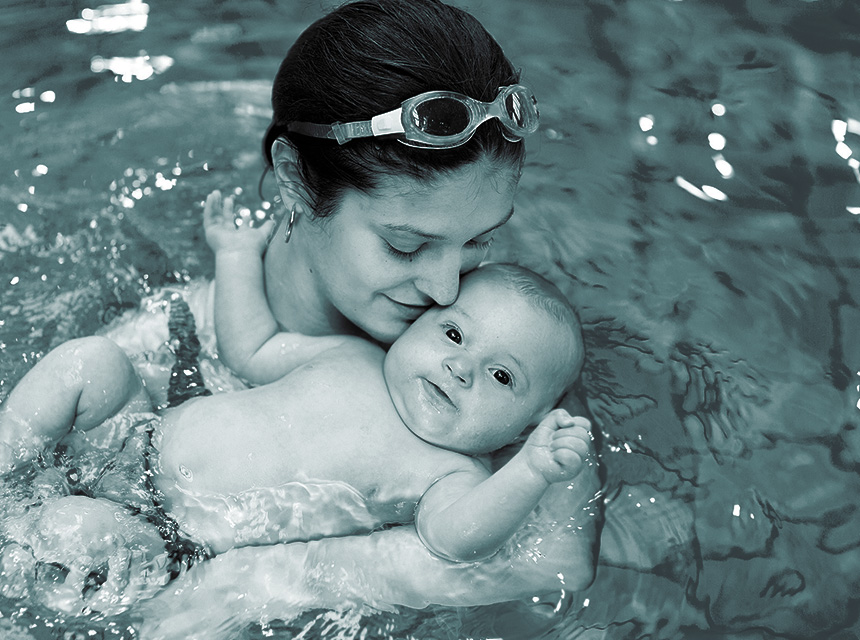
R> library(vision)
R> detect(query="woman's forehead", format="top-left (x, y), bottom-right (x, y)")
top-left (353, 167), bottom-right (517, 237)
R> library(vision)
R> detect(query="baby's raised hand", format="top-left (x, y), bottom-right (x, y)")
top-left (523, 409), bottom-right (593, 484)
top-left (203, 190), bottom-right (273, 256)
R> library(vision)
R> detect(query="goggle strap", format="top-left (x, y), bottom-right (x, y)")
top-left (371, 108), bottom-right (404, 137)
top-left (288, 120), bottom-right (375, 145)
top-left (287, 121), bottom-right (339, 141)
top-left (331, 120), bottom-right (373, 144)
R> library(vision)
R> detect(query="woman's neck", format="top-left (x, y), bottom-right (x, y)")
top-left (263, 228), bottom-right (356, 337)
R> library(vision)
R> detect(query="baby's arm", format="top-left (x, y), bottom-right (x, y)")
top-left (203, 190), bottom-right (277, 378)
top-left (203, 191), bottom-right (344, 384)
top-left (416, 409), bottom-right (593, 562)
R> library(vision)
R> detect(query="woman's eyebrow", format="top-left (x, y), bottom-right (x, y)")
top-left (382, 223), bottom-right (444, 240)
top-left (382, 206), bottom-right (515, 240)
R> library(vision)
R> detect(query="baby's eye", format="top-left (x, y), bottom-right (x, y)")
top-left (493, 369), bottom-right (511, 386)
top-left (445, 328), bottom-right (462, 344)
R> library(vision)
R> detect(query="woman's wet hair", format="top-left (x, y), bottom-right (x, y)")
top-left (264, 0), bottom-right (526, 218)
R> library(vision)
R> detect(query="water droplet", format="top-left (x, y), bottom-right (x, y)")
top-left (178, 464), bottom-right (193, 481)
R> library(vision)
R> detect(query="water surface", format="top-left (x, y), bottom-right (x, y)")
top-left (1, 0), bottom-right (859, 638)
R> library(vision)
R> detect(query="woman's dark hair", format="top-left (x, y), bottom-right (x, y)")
top-left (263, 0), bottom-right (526, 218)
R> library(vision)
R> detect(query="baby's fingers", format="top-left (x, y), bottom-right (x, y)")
top-left (255, 217), bottom-right (275, 237)
top-left (537, 409), bottom-right (592, 433)
top-left (551, 432), bottom-right (591, 457)
top-left (203, 190), bottom-right (221, 224)
top-left (203, 190), bottom-right (234, 227)
top-left (551, 446), bottom-right (584, 469)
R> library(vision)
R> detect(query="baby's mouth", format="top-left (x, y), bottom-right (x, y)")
top-left (424, 378), bottom-right (456, 410)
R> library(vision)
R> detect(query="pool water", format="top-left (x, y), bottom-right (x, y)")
top-left (2, 0), bottom-right (859, 638)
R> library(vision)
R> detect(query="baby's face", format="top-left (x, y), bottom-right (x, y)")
top-left (384, 272), bottom-right (577, 454)
top-left (0, 496), bottom-right (171, 616)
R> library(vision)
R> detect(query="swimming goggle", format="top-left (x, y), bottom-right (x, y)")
top-left (287, 84), bottom-right (539, 149)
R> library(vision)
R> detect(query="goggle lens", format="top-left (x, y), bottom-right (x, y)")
top-left (411, 97), bottom-right (471, 137)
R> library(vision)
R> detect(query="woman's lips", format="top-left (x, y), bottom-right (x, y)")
top-left (386, 296), bottom-right (431, 319)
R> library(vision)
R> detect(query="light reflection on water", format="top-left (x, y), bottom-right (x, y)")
top-left (1, 0), bottom-right (859, 639)
top-left (66, 1), bottom-right (150, 35)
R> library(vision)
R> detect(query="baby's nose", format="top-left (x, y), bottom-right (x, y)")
top-left (444, 357), bottom-right (472, 387)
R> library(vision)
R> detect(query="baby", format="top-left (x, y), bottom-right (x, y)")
top-left (0, 206), bottom-right (592, 616)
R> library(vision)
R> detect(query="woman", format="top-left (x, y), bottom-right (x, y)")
top-left (125, 0), bottom-right (602, 636)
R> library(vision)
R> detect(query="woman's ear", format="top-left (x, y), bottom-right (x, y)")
top-left (271, 137), bottom-right (299, 185)
top-left (271, 137), bottom-right (310, 207)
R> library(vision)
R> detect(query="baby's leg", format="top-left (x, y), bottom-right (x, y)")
top-left (0, 336), bottom-right (150, 472)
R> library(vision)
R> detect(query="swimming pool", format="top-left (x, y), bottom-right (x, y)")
top-left (2, 0), bottom-right (859, 638)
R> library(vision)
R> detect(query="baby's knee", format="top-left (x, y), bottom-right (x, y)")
top-left (56, 335), bottom-right (116, 355)
top-left (56, 337), bottom-right (144, 409)
top-left (61, 336), bottom-right (132, 372)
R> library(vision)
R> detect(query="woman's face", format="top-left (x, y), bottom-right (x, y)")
top-left (305, 160), bottom-right (518, 343)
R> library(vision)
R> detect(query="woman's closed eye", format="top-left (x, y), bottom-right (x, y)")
top-left (384, 234), bottom-right (492, 262)
top-left (466, 236), bottom-right (494, 252)
top-left (384, 240), bottom-right (426, 261)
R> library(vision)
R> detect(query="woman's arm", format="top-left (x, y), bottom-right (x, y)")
top-left (416, 411), bottom-right (593, 562)
top-left (137, 459), bottom-right (602, 640)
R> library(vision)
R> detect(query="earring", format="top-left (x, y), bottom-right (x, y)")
top-left (284, 202), bottom-right (297, 243)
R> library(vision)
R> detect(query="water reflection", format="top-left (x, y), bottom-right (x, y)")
top-left (91, 54), bottom-right (174, 83)
top-left (66, 1), bottom-right (149, 35)
top-left (2, 0), bottom-right (859, 637)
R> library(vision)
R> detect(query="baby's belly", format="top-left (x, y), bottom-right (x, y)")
top-left (155, 476), bottom-right (414, 554)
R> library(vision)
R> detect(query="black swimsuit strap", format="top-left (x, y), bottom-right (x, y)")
top-left (166, 295), bottom-right (212, 408)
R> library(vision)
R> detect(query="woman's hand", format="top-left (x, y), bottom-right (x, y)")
top-left (203, 190), bottom-right (274, 257)
top-left (521, 409), bottom-right (593, 484)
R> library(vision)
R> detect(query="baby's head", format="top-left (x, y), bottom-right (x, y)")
top-left (384, 263), bottom-right (583, 454)
top-left (0, 495), bottom-right (171, 616)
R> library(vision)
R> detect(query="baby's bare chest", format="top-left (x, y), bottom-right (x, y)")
top-left (153, 354), bottom-right (447, 501)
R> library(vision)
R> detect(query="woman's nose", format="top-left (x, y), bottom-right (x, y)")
top-left (444, 356), bottom-right (472, 387)
top-left (415, 250), bottom-right (461, 306)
